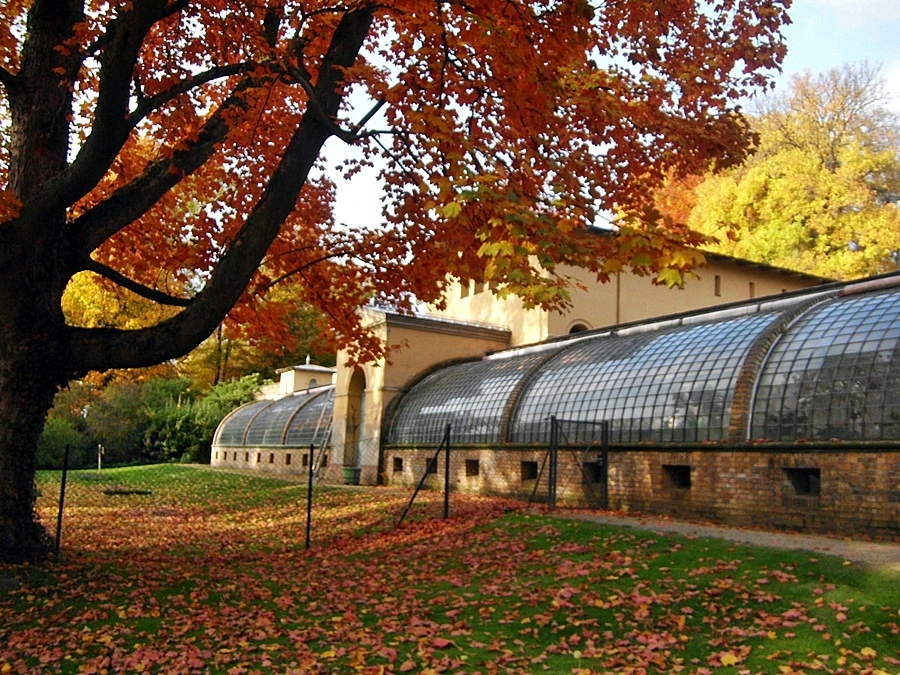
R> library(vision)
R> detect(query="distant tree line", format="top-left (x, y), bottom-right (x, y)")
top-left (37, 374), bottom-right (262, 469)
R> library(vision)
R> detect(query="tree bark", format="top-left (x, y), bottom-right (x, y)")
top-left (0, 2), bottom-right (375, 563)
top-left (0, 331), bottom-right (68, 562)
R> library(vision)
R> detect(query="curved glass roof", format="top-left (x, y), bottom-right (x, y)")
top-left (387, 351), bottom-right (561, 445)
top-left (214, 386), bottom-right (334, 448)
top-left (511, 312), bottom-right (780, 444)
top-left (214, 277), bottom-right (900, 451)
top-left (751, 289), bottom-right (900, 441)
top-left (215, 399), bottom-right (271, 446)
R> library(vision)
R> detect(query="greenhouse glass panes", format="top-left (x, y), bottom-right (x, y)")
top-left (215, 399), bottom-right (271, 446)
top-left (510, 312), bottom-right (781, 444)
top-left (751, 290), bottom-right (900, 441)
top-left (387, 351), bottom-right (560, 445)
top-left (245, 394), bottom-right (310, 446)
top-left (284, 388), bottom-right (334, 448)
top-left (214, 386), bottom-right (335, 448)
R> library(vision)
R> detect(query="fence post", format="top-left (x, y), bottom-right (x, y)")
top-left (548, 416), bottom-right (558, 513)
top-left (600, 421), bottom-right (609, 510)
top-left (55, 444), bottom-right (71, 557)
top-left (305, 443), bottom-right (314, 549)
top-left (443, 424), bottom-right (451, 519)
top-left (397, 425), bottom-right (451, 527)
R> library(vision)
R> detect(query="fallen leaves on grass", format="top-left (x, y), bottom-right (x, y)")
top-left (1, 466), bottom-right (897, 675)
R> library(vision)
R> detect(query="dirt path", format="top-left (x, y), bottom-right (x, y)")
top-left (568, 512), bottom-right (900, 573)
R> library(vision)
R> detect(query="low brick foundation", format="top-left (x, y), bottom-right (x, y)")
top-left (383, 444), bottom-right (900, 540)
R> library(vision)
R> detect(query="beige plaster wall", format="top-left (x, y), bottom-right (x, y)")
top-left (431, 280), bottom-right (550, 346)
top-left (435, 257), bottom-right (825, 343)
top-left (332, 312), bottom-right (511, 485)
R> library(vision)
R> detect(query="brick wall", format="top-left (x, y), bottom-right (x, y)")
top-left (211, 446), bottom-right (329, 476)
top-left (384, 444), bottom-right (900, 540)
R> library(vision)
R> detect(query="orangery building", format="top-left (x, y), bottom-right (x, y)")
top-left (211, 256), bottom-right (900, 538)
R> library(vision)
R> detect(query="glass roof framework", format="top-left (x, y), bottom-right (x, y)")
top-left (214, 386), bottom-right (334, 448)
top-left (751, 289), bottom-right (900, 441)
top-left (386, 311), bottom-right (785, 446)
top-left (387, 352), bottom-right (561, 445)
top-left (511, 312), bottom-right (782, 444)
top-left (212, 279), bottom-right (900, 452)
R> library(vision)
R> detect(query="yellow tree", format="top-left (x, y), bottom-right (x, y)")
top-left (685, 63), bottom-right (900, 279)
top-left (0, 0), bottom-right (789, 562)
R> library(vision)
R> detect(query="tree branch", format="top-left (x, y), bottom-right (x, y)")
top-left (68, 83), bottom-right (255, 259)
top-left (18, 0), bottom-right (170, 222)
top-left (130, 61), bottom-right (253, 126)
top-left (66, 6), bottom-right (377, 373)
top-left (83, 258), bottom-right (192, 307)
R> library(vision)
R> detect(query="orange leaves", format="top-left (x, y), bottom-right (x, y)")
top-left (4, 0), bottom-right (790, 371)
top-left (0, 188), bottom-right (22, 226)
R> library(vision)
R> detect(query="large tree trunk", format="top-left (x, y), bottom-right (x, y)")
top-left (0, 2), bottom-right (374, 563)
top-left (0, 332), bottom-right (68, 563)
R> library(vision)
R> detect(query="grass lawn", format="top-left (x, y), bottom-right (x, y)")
top-left (1, 464), bottom-right (898, 674)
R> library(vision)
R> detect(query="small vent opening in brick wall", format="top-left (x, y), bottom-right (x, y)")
top-left (582, 461), bottom-right (604, 484)
top-left (784, 467), bottom-right (821, 497)
top-left (663, 464), bottom-right (692, 489)
top-left (465, 459), bottom-right (480, 477)
top-left (521, 460), bottom-right (539, 481)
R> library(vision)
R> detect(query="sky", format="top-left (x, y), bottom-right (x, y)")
top-left (332, 0), bottom-right (900, 226)
top-left (776, 0), bottom-right (900, 110)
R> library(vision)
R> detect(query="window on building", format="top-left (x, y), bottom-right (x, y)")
top-left (393, 457), bottom-right (403, 473)
top-left (714, 275), bottom-right (721, 297)
top-left (286, 453), bottom-right (292, 465)
top-left (784, 468), bottom-right (820, 497)
top-left (245, 452), bottom-right (249, 462)
top-left (269, 453), bottom-right (275, 464)
top-left (465, 459), bottom-right (480, 476)
top-left (521, 461), bottom-right (539, 481)
top-left (302, 453), bottom-right (309, 467)
top-left (663, 464), bottom-right (692, 489)
top-left (569, 324), bottom-right (588, 334)
top-left (749, 281), bottom-right (756, 299)
top-left (460, 280), bottom-right (470, 298)
top-left (425, 457), bottom-right (438, 474)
